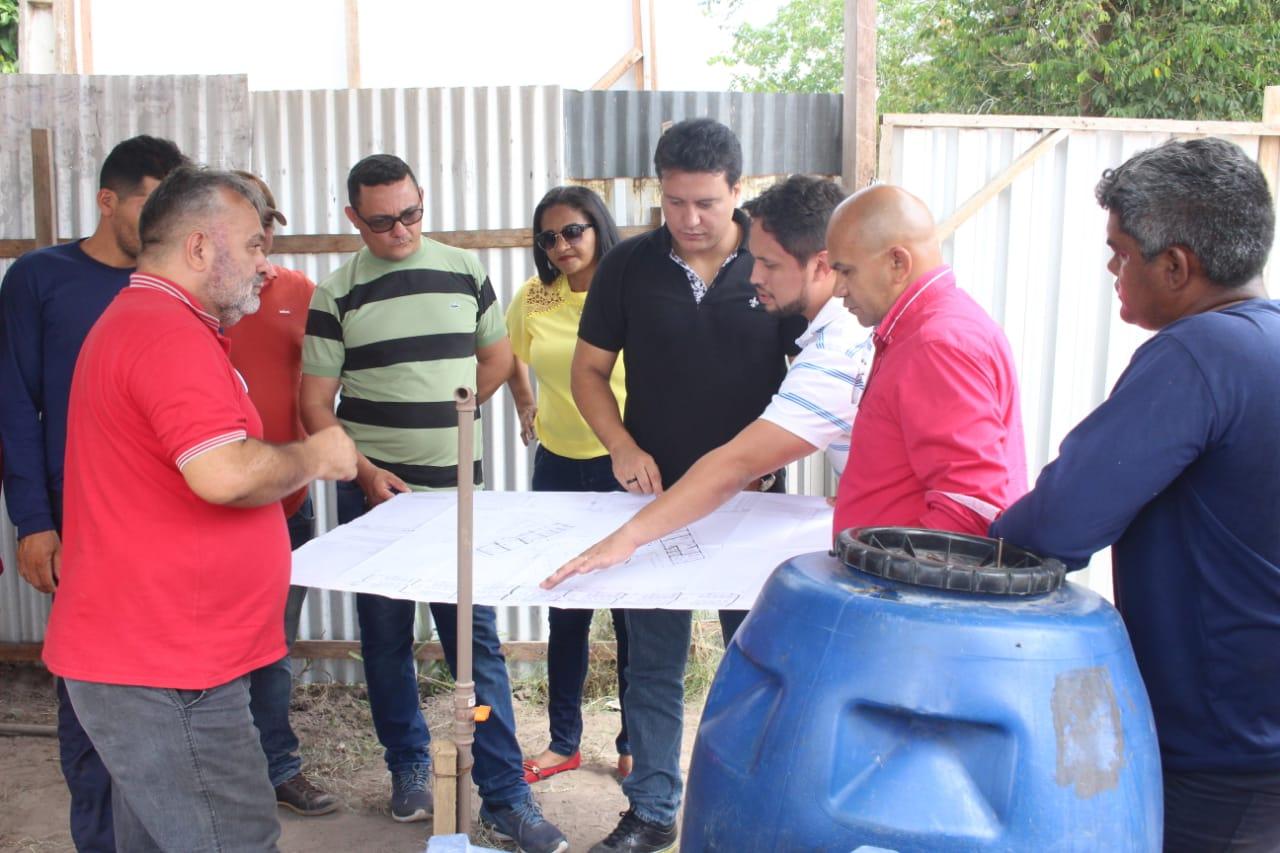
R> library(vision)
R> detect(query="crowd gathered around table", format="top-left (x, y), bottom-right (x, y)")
top-left (2, 118), bottom-right (1278, 853)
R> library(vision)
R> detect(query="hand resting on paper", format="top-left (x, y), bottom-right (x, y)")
top-left (541, 528), bottom-right (643, 589)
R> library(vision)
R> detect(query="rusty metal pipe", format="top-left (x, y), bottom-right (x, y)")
top-left (453, 386), bottom-right (477, 836)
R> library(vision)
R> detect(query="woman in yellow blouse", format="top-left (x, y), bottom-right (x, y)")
top-left (507, 186), bottom-right (631, 782)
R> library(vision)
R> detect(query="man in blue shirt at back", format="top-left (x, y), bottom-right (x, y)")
top-left (0, 134), bottom-right (187, 852)
top-left (991, 137), bottom-right (1280, 852)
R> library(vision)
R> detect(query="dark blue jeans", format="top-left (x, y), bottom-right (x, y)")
top-left (56, 677), bottom-right (115, 852)
top-left (338, 480), bottom-right (529, 808)
top-left (1163, 766), bottom-right (1280, 852)
top-left (50, 492), bottom-right (115, 852)
top-left (247, 498), bottom-right (314, 787)
top-left (532, 446), bottom-right (631, 757)
top-left (618, 471), bottom-right (781, 825)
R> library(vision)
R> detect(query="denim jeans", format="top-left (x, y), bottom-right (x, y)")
top-left (50, 492), bottom-right (116, 852)
top-left (64, 676), bottom-right (280, 853)
top-left (56, 677), bottom-right (115, 852)
top-left (337, 480), bottom-right (529, 808)
top-left (532, 445), bottom-right (631, 757)
top-left (616, 466), bottom-right (784, 825)
top-left (1163, 767), bottom-right (1280, 852)
top-left (247, 497), bottom-right (314, 787)
top-left (619, 609), bottom-right (746, 826)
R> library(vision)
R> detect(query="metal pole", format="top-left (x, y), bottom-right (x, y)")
top-left (453, 386), bottom-right (477, 835)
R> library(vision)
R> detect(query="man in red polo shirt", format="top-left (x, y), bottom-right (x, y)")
top-left (827, 184), bottom-right (1026, 536)
top-left (43, 167), bottom-right (357, 851)
top-left (226, 171), bottom-right (338, 817)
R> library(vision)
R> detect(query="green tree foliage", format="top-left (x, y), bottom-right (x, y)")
top-left (710, 0), bottom-right (1280, 120)
top-left (0, 0), bottom-right (17, 73)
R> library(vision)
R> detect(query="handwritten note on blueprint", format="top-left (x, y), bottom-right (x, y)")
top-left (291, 491), bottom-right (833, 610)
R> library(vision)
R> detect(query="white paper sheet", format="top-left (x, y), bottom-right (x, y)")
top-left (291, 490), bottom-right (834, 610)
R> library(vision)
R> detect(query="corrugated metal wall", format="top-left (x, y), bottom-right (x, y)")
top-left (252, 85), bottom-right (567, 682)
top-left (0, 74), bottom-right (254, 644)
top-left (564, 90), bottom-right (843, 179)
top-left (19, 80), bottom-right (1247, 674)
top-left (882, 120), bottom-right (1278, 598)
top-left (0, 79), bottom-right (847, 683)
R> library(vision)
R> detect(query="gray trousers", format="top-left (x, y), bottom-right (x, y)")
top-left (65, 676), bottom-right (280, 853)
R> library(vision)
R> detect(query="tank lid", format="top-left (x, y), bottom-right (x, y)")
top-left (836, 527), bottom-right (1065, 596)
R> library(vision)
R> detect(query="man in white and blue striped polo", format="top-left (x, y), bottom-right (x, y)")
top-left (546, 174), bottom-right (872, 586)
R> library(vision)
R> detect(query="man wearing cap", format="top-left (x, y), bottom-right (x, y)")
top-left (227, 171), bottom-right (339, 817)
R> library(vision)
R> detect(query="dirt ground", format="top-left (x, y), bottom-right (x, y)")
top-left (0, 663), bottom-right (706, 853)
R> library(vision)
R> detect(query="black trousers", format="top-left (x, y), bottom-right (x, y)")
top-left (1163, 767), bottom-right (1280, 853)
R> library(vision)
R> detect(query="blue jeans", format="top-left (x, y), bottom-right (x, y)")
top-left (247, 498), bottom-right (314, 787)
top-left (56, 677), bottom-right (115, 852)
top-left (337, 480), bottom-right (529, 808)
top-left (64, 676), bottom-right (280, 852)
top-left (1163, 767), bottom-right (1280, 852)
top-left (618, 470), bottom-right (780, 825)
top-left (50, 492), bottom-right (115, 852)
top-left (532, 446), bottom-right (631, 757)
top-left (620, 609), bottom-right (745, 826)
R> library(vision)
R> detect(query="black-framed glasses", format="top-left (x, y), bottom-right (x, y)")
top-left (535, 222), bottom-right (594, 251)
top-left (354, 200), bottom-right (425, 233)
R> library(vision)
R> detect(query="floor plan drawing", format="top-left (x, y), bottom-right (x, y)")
top-left (292, 491), bottom-right (834, 610)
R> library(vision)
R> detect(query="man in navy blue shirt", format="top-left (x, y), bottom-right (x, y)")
top-left (0, 135), bottom-right (187, 852)
top-left (991, 138), bottom-right (1280, 852)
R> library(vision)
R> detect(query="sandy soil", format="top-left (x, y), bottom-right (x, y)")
top-left (0, 664), bottom-right (704, 852)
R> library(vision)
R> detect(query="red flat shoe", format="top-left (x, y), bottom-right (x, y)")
top-left (522, 751), bottom-right (581, 783)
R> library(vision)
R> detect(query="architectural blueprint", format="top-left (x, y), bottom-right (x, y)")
top-left (291, 491), bottom-right (834, 610)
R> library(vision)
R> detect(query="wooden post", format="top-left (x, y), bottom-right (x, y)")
top-left (592, 48), bottom-right (644, 91)
top-left (31, 129), bottom-right (57, 249)
top-left (430, 739), bottom-right (458, 836)
top-left (841, 0), bottom-right (877, 191)
top-left (78, 0), bottom-right (94, 74)
top-left (344, 0), bottom-right (361, 89)
top-left (54, 0), bottom-right (76, 72)
top-left (647, 0), bottom-right (658, 90)
top-left (1258, 86), bottom-right (1280, 203)
top-left (1260, 86), bottom-right (1280, 290)
top-left (631, 0), bottom-right (645, 90)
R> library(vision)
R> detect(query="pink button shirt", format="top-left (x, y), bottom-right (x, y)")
top-left (833, 266), bottom-right (1027, 538)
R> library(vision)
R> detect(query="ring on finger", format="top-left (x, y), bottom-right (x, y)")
top-left (625, 477), bottom-right (639, 484)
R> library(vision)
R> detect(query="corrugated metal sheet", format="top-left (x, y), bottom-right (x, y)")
top-left (0, 78), bottom-right (848, 681)
top-left (564, 90), bottom-right (842, 180)
top-left (253, 85), bottom-right (567, 681)
top-left (882, 121), bottom-right (1279, 599)
top-left (0, 74), bottom-right (253, 647)
top-left (0, 74), bottom-right (253, 241)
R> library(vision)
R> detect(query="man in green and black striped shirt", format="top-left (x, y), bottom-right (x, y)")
top-left (300, 155), bottom-right (568, 853)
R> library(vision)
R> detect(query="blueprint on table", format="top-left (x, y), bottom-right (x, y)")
top-left (291, 490), bottom-right (833, 610)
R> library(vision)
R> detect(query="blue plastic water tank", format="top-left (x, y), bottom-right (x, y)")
top-left (683, 528), bottom-right (1162, 852)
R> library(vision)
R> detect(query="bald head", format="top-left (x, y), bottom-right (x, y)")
top-left (826, 185), bottom-right (944, 327)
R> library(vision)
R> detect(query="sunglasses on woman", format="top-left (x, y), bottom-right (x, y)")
top-left (535, 222), bottom-right (594, 251)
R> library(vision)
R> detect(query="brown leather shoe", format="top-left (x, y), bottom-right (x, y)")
top-left (275, 773), bottom-right (340, 816)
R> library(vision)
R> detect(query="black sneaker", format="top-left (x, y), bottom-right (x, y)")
top-left (389, 764), bottom-right (432, 822)
top-left (479, 799), bottom-right (569, 853)
top-left (589, 809), bottom-right (678, 852)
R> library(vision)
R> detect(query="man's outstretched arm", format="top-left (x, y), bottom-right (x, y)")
top-left (543, 420), bottom-right (816, 588)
